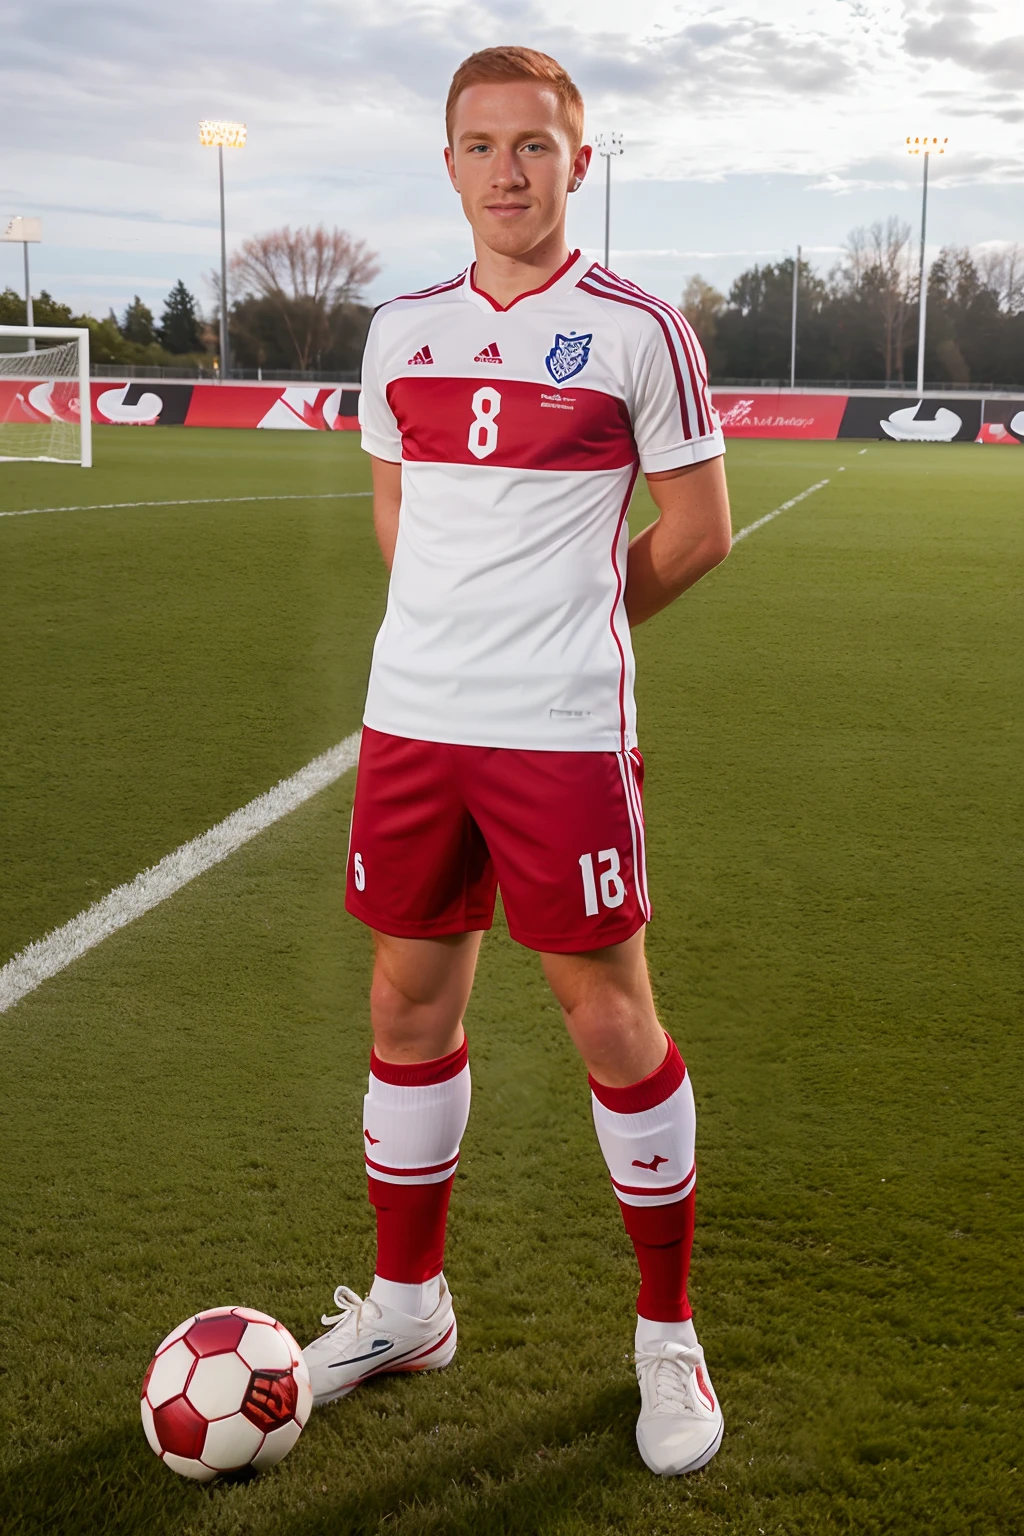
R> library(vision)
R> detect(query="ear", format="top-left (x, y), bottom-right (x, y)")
top-left (570, 142), bottom-right (593, 192)
top-left (444, 144), bottom-right (459, 193)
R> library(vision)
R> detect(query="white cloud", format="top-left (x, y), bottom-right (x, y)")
top-left (1, 0), bottom-right (1022, 314)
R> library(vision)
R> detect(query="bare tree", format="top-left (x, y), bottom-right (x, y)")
top-left (680, 275), bottom-right (727, 376)
top-left (843, 218), bottom-right (915, 382)
top-left (976, 243), bottom-right (1024, 315)
top-left (230, 226), bottom-right (381, 370)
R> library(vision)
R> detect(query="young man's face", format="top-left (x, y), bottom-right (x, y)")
top-left (445, 81), bottom-right (590, 259)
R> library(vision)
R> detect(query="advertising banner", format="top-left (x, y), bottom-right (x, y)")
top-left (837, 395), bottom-right (983, 443)
top-left (713, 393), bottom-right (848, 439)
top-left (4, 376), bottom-right (1020, 443)
top-left (0, 378), bottom-right (80, 424)
top-left (86, 381), bottom-right (361, 430)
top-left (975, 399), bottom-right (1024, 445)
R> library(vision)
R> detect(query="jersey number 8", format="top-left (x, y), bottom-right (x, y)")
top-left (468, 387), bottom-right (501, 460)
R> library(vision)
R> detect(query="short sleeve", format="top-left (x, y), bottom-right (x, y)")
top-left (358, 310), bottom-right (402, 462)
top-left (631, 308), bottom-right (724, 473)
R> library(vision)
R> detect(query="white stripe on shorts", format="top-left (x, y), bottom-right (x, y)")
top-left (616, 751), bottom-right (652, 922)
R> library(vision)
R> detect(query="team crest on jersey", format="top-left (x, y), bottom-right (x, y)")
top-left (544, 331), bottom-right (592, 383)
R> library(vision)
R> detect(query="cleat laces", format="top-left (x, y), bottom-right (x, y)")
top-left (636, 1342), bottom-right (703, 1415)
top-left (319, 1285), bottom-right (382, 1334)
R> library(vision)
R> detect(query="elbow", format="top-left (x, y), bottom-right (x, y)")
top-left (704, 528), bottom-right (733, 572)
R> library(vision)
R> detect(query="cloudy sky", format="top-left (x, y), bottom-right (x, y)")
top-left (2, 0), bottom-right (1023, 320)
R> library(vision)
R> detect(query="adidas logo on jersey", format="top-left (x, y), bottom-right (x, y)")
top-left (408, 346), bottom-right (434, 366)
top-left (474, 342), bottom-right (502, 364)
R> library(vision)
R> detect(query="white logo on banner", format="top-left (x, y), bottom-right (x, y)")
top-left (96, 385), bottom-right (163, 425)
top-left (256, 388), bottom-right (321, 430)
top-left (880, 402), bottom-right (962, 442)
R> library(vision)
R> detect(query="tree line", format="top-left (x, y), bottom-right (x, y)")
top-left (7, 217), bottom-right (1019, 386)
top-left (0, 225), bottom-right (379, 373)
top-left (682, 222), bottom-right (1024, 387)
top-left (0, 279), bottom-right (210, 366)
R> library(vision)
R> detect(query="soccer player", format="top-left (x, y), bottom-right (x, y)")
top-left (302, 46), bottom-right (732, 1477)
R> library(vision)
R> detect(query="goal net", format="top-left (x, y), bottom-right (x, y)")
top-left (0, 325), bottom-right (92, 466)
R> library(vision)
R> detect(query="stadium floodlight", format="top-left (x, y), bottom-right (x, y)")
top-left (790, 244), bottom-right (801, 390)
top-left (0, 324), bottom-right (92, 467)
top-left (199, 120), bottom-right (247, 378)
top-left (906, 135), bottom-right (948, 395)
top-left (594, 133), bottom-right (624, 269)
top-left (2, 216), bottom-right (43, 353)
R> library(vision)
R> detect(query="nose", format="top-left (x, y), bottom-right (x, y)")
top-left (491, 148), bottom-right (527, 190)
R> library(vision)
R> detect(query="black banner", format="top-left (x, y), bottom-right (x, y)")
top-left (92, 382), bottom-right (194, 426)
top-left (838, 396), bottom-right (982, 443)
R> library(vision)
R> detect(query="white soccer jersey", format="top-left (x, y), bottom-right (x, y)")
top-left (359, 248), bottom-right (724, 752)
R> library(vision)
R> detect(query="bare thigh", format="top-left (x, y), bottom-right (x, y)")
top-left (541, 927), bottom-right (667, 1087)
top-left (370, 929), bottom-right (483, 1064)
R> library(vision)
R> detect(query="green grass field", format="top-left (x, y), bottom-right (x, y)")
top-left (0, 428), bottom-right (1021, 1536)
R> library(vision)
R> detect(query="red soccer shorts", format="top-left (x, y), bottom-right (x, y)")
top-left (345, 727), bottom-right (652, 954)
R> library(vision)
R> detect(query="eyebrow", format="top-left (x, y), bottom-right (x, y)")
top-left (457, 127), bottom-right (558, 144)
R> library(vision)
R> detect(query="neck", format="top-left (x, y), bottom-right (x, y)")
top-left (471, 225), bottom-right (572, 309)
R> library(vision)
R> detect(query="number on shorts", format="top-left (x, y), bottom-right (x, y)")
top-left (353, 851), bottom-right (366, 891)
top-left (468, 387), bottom-right (501, 460)
top-left (579, 849), bottom-right (626, 916)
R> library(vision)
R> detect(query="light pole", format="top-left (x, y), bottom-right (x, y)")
top-left (199, 119), bottom-right (247, 379)
top-left (1, 216), bottom-right (42, 352)
top-left (594, 133), bottom-right (624, 269)
top-left (790, 244), bottom-right (801, 390)
top-left (906, 135), bottom-right (947, 395)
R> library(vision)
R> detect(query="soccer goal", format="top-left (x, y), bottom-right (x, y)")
top-left (0, 325), bottom-right (92, 466)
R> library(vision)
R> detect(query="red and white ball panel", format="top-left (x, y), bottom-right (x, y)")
top-left (187, 1352), bottom-right (252, 1420)
top-left (163, 1452), bottom-right (218, 1483)
top-left (236, 1321), bottom-right (294, 1373)
top-left (251, 1417), bottom-right (303, 1471)
top-left (202, 1413), bottom-right (265, 1472)
top-left (140, 1305), bottom-right (311, 1480)
top-left (140, 1397), bottom-right (161, 1458)
top-left (145, 1339), bottom-right (194, 1408)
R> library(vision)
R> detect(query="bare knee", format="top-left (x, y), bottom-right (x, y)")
top-left (369, 931), bottom-right (481, 1063)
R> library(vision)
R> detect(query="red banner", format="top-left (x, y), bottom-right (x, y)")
top-left (83, 381), bottom-right (361, 430)
top-left (712, 393), bottom-right (849, 439)
top-left (5, 377), bottom-right (1019, 444)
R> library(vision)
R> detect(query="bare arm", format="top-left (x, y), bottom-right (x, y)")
top-left (625, 455), bottom-right (732, 626)
top-left (371, 455), bottom-right (403, 572)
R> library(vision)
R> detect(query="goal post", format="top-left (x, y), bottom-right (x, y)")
top-left (0, 324), bottom-right (92, 467)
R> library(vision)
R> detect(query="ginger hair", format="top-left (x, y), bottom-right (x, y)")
top-left (445, 47), bottom-right (585, 151)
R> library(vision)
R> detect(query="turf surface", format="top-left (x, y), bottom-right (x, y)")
top-left (0, 429), bottom-right (1021, 1535)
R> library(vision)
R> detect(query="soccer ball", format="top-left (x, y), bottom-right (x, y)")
top-left (141, 1306), bottom-right (312, 1480)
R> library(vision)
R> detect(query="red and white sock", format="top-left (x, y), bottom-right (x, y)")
top-left (589, 1034), bottom-right (698, 1342)
top-left (362, 1038), bottom-right (470, 1320)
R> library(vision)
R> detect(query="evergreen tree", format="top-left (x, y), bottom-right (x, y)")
top-left (120, 295), bottom-right (156, 345)
top-left (159, 280), bottom-right (202, 354)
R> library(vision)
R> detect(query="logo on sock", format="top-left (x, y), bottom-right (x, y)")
top-left (632, 1154), bottom-right (669, 1172)
top-left (364, 1130), bottom-right (381, 1145)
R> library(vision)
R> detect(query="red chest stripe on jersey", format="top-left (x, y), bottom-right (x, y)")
top-left (386, 376), bottom-right (637, 471)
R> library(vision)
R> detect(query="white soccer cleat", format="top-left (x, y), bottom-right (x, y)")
top-left (302, 1279), bottom-right (457, 1407)
top-left (634, 1340), bottom-right (724, 1476)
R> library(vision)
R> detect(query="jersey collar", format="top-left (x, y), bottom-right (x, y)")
top-left (464, 248), bottom-right (591, 313)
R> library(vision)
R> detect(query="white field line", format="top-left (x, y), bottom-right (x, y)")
top-left (0, 732), bottom-right (361, 1014)
top-left (731, 478), bottom-right (830, 544)
top-left (0, 491), bottom-right (371, 519)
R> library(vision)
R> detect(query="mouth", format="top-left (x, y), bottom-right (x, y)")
top-left (484, 203), bottom-right (531, 218)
